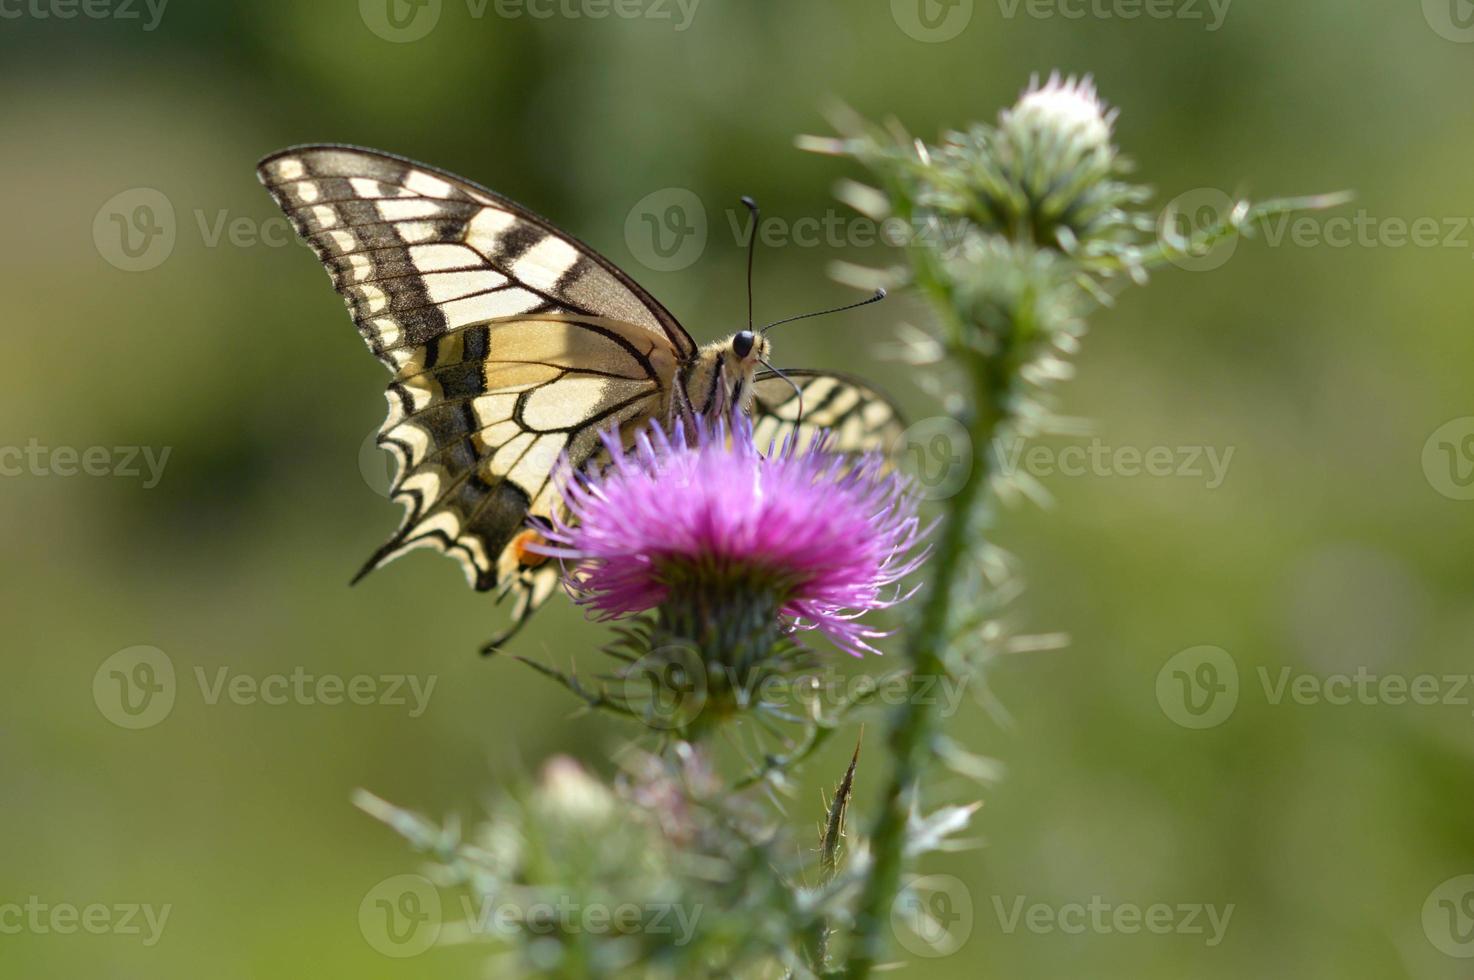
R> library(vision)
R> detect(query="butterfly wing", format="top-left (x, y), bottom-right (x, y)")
top-left (256, 145), bottom-right (695, 365)
top-left (750, 369), bottom-right (906, 455)
top-left (256, 145), bottom-right (696, 647)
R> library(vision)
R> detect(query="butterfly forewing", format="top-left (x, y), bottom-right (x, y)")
top-left (256, 145), bottom-right (695, 364)
top-left (257, 145), bottom-right (696, 644)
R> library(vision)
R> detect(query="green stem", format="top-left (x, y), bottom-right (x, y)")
top-left (843, 354), bottom-right (1005, 978)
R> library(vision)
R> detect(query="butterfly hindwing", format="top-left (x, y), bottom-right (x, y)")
top-left (371, 314), bottom-right (676, 585)
top-left (256, 146), bottom-right (695, 642)
top-left (751, 369), bottom-right (906, 456)
top-left (380, 314), bottom-right (673, 652)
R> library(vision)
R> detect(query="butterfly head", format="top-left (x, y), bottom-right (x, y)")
top-left (719, 329), bottom-right (769, 410)
top-left (729, 329), bottom-right (768, 366)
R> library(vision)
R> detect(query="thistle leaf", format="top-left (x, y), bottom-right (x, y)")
top-left (904, 801), bottom-right (982, 858)
top-left (820, 733), bottom-right (863, 879)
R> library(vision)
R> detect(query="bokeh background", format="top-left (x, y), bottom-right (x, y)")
top-left (3, 1), bottom-right (1473, 977)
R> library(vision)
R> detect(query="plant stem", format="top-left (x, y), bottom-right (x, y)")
top-left (843, 354), bottom-right (1005, 978)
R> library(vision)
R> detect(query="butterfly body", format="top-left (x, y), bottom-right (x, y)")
top-left (257, 145), bottom-right (900, 648)
top-left (679, 331), bottom-right (771, 419)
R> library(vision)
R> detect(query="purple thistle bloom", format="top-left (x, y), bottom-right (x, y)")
top-left (536, 412), bottom-right (929, 658)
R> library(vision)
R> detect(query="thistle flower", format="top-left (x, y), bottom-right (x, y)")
top-left (538, 413), bottom-right (927, 674)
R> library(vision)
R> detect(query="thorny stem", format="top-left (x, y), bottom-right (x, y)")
top-left (844, 351), bottom-right (1006, 978)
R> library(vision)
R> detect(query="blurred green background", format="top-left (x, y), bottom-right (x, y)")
top-left (3, 0), bottom-right (1472, 976)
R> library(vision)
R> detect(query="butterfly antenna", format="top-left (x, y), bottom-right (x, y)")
top-left (741, 196), bottom-right (759, 334)
top-left (760, 288), bottom-right (887, 335)
top-left (759, 359), bottom-right (805, 433)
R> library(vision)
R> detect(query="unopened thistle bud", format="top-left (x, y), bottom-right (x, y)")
top-left (1004, 72), bottom-right (1116, 155)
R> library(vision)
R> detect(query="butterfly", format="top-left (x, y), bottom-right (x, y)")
top-left (256, 145), bottom-right (905, 651)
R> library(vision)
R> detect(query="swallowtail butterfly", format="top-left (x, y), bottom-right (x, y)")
top-left (257, 145), bottom-right (904, 651)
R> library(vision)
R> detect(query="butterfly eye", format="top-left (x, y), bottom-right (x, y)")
top-left (732, 330), bottom-right (756, 359)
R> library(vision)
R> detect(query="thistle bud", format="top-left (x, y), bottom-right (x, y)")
top-left (1004, 72), bottom-right (1115, 154)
